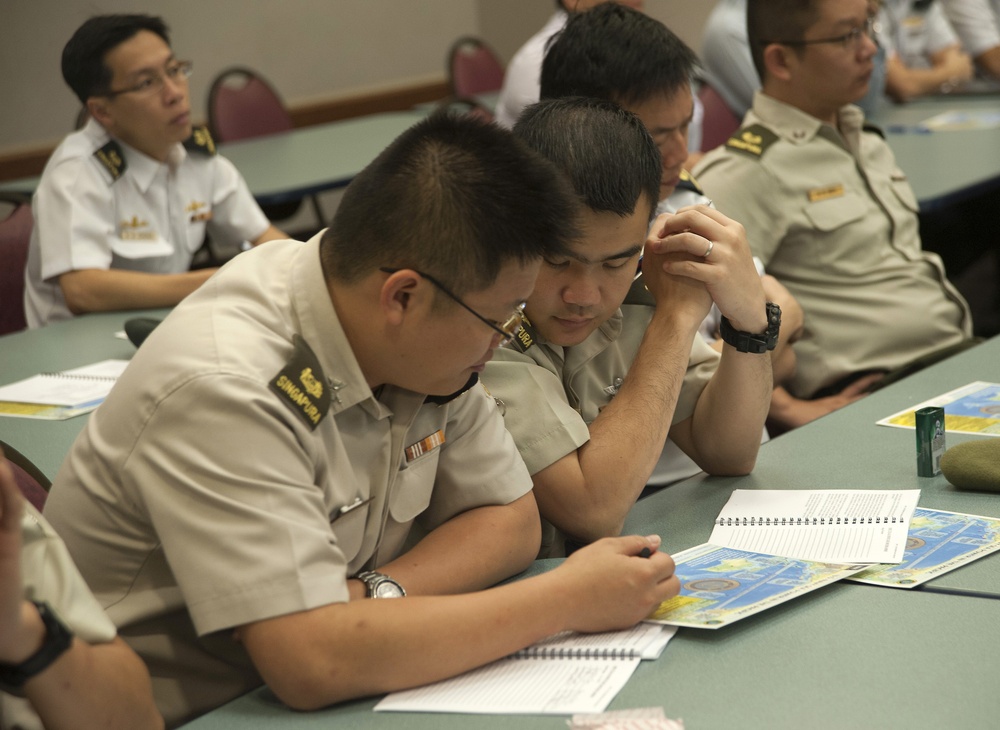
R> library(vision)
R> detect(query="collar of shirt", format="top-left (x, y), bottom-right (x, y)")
top-left (752, 91), bottom-right (865, 150)
top-left (83, 117), bottom-right (187, 192)
top-left (288, 235), bottom-right (396, 419)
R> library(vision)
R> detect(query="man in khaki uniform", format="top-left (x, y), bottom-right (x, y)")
top-left (694, 0), bottom-right (972, 400)
top-left (482, 96), bottom-right (774, 558)
top-left (44, 114), bottom-right (681, 727)
top-left (0, 454), bottom-right (161, 730)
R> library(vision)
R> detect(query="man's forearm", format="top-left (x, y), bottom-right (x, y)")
top-left (26, 636), bottom-right (163, 730)
top-left (59, 267), bottom-right (217, 314)
top-left (238, 535), bottom-right (675, 711)
top-left (538, 310), bottom-right (702, 540)
top-left (677, 344), bottom-right (772, 475)
top-left (975, 46), bottom-right (1000, 79)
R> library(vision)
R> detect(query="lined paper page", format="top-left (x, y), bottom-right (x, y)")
top-left (517, 623), bottom-right (675, 660)
top-left (374, 656), bottom-right (641, 715)
top-left (0, 359), bottom-right (128, 407)
top-left (709, 489), bottom-right (920, 563)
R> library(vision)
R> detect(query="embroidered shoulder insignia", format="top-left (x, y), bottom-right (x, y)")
top-left (675, 169), bottom-right (704, 194)
top-left (505, 313), bottom-right (538, 354)
top-left (93, 141), bottom-right (126, 182)
top-left (184, 126), bottom-right (217, 156)
top-left (725, 124), bottom-right (778, 159)
top-left (862, 122), bottom-right (885, 139)
top-left (268, 335), bottom-right (331, 429)
top-left (623, 274), bottom-right (655, 307)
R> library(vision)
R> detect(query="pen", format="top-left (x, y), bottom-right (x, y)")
top-left (638, 547), bottom-right (651, 558)
top-left (330, 496), bottom-right (372, 523)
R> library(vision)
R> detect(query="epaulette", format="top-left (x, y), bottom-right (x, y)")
top-left (862, 122), bottom-right (885, 139)
top-left (93, 140), bottom-right (126, 182)
top-left (623, 274), bottom-right (655, 307)
top-left (724, 124), bottom-right (778, 160)
top-left (505, 313), bottom-right (539, 354)
top-left (426, 373), bottom-right (479, 405)
top-left (268, 335), bottom-right (331, 430)
top-left (184, 126), bottom-right (217, 156)
top-left (675, 169), bottom-right (704, 195)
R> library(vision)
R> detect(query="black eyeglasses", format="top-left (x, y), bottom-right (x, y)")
top-left (763, 15), bottom-right (878, 51)
top-left (380, 268), bottom-right (526, 346)
top-left (104, 60), bottom-right (194, 98)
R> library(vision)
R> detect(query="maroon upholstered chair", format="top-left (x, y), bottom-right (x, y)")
top-left (447, 36), bottom-right (505, 98)
top-left (208, 67), bottom-right (294, 142)
top-left (0, 195), bottom-right (33, 335)
top-left (207, 67), bottom-right (323, 230)
top-left (697, 81), bottom-right (742, 153)
top-left (1, 441), bottom-right (50, 512)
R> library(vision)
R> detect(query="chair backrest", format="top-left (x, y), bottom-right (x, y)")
top-left (1, 441), bottom-right (51, 512)
top-left (447, 36), bottom-right (505, 98)
top-left (697, 81), bottom-right (741, 153)
top-left (0, 197), bottom-right (33, 335)
top-left (208, 67), bottom-right (294, 143)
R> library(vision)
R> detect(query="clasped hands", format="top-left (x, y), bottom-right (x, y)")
top-left (643, 205), bottom-right (767, 334)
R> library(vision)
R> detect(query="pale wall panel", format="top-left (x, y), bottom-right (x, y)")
top-left (0, 0), bottom-right (718, 155)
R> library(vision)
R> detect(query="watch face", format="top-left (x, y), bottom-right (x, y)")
top-left (374, 580), bottom-right (405, 598)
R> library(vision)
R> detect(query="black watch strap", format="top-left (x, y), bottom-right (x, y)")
top-left (0, 601), bottom-right (74, 688)
top-left (719, 302), bottom-right (781, 354)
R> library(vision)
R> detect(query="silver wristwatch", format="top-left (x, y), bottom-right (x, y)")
top-left (356, 570), bottom-right (406, 598)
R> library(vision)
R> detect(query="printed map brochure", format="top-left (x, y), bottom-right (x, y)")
top-left (848, 508), bottom-right (1000, 588)
top-left (877, 381), bottom-right (1000, 436)
top-left (647, 544), bottom-right (865, 630)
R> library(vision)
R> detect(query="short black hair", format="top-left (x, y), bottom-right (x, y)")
top-left (321, 111), bottom-right (579, 295)
top-left (747, 0), bottom-right (823, 83)
top-left (514, 97), bottom-right (660, 222)
top-left (62, 14), bottom-right (171, 104)
top-left (540, 3), bottom-right (698, 108)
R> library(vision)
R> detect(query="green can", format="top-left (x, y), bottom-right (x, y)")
top-left (915, 406), bottom-right (946, 477)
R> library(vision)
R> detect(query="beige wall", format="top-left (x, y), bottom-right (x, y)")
top-left (0, 0), bottom-right (717, 155)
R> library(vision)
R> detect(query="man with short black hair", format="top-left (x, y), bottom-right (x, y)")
top-left (45, 111), bottom-right (680, 727)
top-left (24, 14), bottom-right (286, 328)
top-left (482, 92), bottom-right (773, 557)
top-left (694, 0), bottom-right (973, 401)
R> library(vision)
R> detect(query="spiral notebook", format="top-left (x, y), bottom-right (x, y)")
top-left (0, 359), bottom-right (129, 420)
top-left (374, 623), bottom-right (676, 715)
top-left (709, 489), bottom-right (920, 564)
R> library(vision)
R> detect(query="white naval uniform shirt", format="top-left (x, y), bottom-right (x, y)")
top-left (24, 118), bottom-right (269, 328)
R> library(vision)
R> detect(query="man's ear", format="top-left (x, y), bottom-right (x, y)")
top-left (87, 97), bottom-right (112, 128)
top-left (763, 43), bottom-right (796, 84)
top-left (379, 269), bottom-right (422, 327)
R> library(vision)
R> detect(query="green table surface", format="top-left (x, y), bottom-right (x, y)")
top-left (625, 334), bottom-right (1000, 598)
top-left (0, 308), bottom-right (168, 479)
top-left (180, 586), bottom-right (998, 730)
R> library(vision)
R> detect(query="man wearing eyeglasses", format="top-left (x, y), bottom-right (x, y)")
top-left (23, 14), bottom-right (286, 329)
top-left (44, 112), bottom-right (680, 727)
top-left (694, 0), bottom-right (973, 402)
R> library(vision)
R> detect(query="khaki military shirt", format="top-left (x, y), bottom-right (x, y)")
top-left (44, 234), bottom-right (532, 726)
top-left (693, 92), bottom-right (971, 397)
top-left (1, 505), bottom-right (117, 730)
top-left (482, 287), bottom-right (719, 554)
